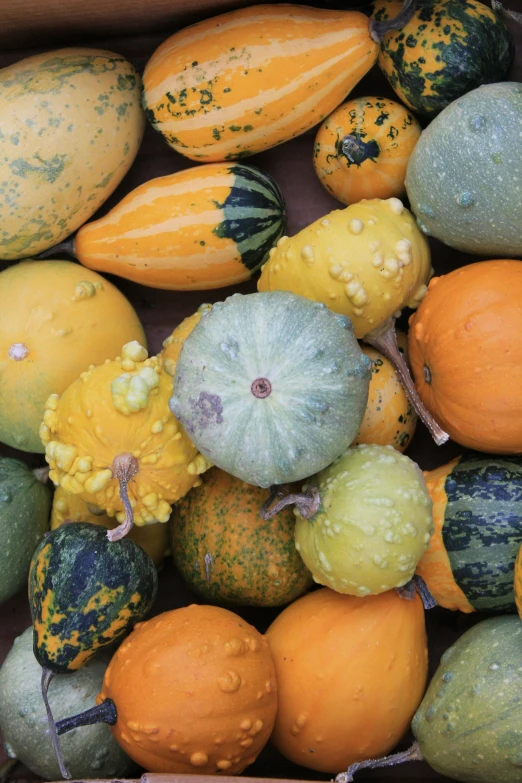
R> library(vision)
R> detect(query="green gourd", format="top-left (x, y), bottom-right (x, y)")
top-left (405, 83), bottom-right (522, 256)
top-left (0, 458), bottom-right (51, 605)
top-left (0, 627), bottom-right (136, 781)
top-left (169, 291), bottom-right (371, 488)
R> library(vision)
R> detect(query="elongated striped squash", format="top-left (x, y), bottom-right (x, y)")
top-left (142, 5), bottom-right (380, 161)
top-left (72, 163), bottom-right (286, 290)
top-left (416, 453), bottom-right (522, 613)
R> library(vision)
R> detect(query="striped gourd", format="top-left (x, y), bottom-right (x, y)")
top-left (142, 5), bottom-right (380, 161)
top-left (68, 163), bottom-right (286, 290)
top-left (416, 453), bottom-right (522, 613)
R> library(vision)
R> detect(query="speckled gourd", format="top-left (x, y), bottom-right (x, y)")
top-left (0, 48), bottom-right (144, 260)
top-left (169, 291), bottom-right (371, 488)
top-left (40, 340), bottom-right (211, 540)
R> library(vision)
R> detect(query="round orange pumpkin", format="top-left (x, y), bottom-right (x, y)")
top-left (265, 587), bottom-right (427, 773)
top-left (408, 260), bottom-right (522, 453)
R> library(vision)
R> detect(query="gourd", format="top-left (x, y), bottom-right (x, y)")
top-left (405, 83), bottom-right (522, 255)
top-left (0, 260), bottom-right (145, 453)
top-left (0, 48), bottom-right (145, 260)
top-left (353, 332), bottom-right (417, 452)
top-left (51, 487), bottom-right (169, 569)
top-left (372, 0), bottom-right (514, 117)
top-left (0, 458), bottom-right (51, 606)
top-left (346, 616), bottom-right (522, 783)
top-left (40, 340), bottom-right (211, 540)
top-left (29, 522), bottom-right (157, 779)
top-left (161, 304), bottom-right (212, 377)
top-left (408, 260), bottom-right (522, 453)
top-left (169, 291), bottom-right (371, 488)
top-left (171, 467), bottom-right (313, 606)
top-left (417, 453), bottom-right (522, 614)
top-left (270, 443), bottom-right (433, 596)
top-left (142, 3), bottom-right (416, 161)
top-left (55, 605), bottom-right (278, 776)
top-left (0, 627), bottom-right (135, 781)
top-left (313, 96), bottom-right (421, 204)
top-left (514, 545), bottom-right (522, 620)
top-left (257, 198), bottom-right (448, 445)
top-left (48, 164), bottom-right (286, 290)
top-left (265, 586), bottom-right (427, 773)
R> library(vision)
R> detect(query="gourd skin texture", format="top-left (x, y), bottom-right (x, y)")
top-left (99, 605), bottom-right (278, 774)
top-left (0, 458), bottom-right (51, 606)
top-left (258, 198), bottom-right (431, 339)
top-left (408, 260), bottom-right (522, 453)
top-left (41, 343), bottom-right (211, 527)
top-left (171, 468), bottom-right (313, 606)
top-left (373, 0), bottom-right (514, 117)
top-left (161, 304), bottom-right (212, 378)
top-left (142, 5), bottom-right (378, 161)
top-left (313, 97), bottom-right (421, 204)
top-left (266, 587), bottom-right (428, 773)
top-left (295, 443), bottom-right (433, 595)
top-left (0, 260), bottom-right (145, 453)
top-left (170, 291), bottom-right (371, 488)
top-left (514, 546), bottom-right (522, 620)
top-left (75, 164), bottom-right (286, 290)
top-left (0, 627), bottom-right (135, 781)
top-left (406, 84), bottom-right (522, 255)
top-left (418, 454), bottom-right (522, 614)
top-left (0, 48), bottom-right (144, 260)
top-left (412, 616), bottom-right (522, 782)
top-left (29, 523), bottom-right (158, 673)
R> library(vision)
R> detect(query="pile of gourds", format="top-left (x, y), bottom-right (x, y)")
top-left (0, 1), bottom-right (521, 782)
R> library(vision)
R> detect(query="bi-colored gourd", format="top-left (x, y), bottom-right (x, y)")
top-left (52, 165), bottom-right (286, 290)
top-left (313, 96), bottom-right (421, 204)
top-left (417, 454), bottom-right (522, 614)
top-left (40, 341), bottom-right (211, 540)
top-left (408, 260), bottom-right (522, 453)
top-left (372, 0), bottom-right (514, 117)
top-left (266, 587), bottom-right (427, 773)
top-left (169, 291), bottom-right (371, 488)
top-left (161, 304), bottom-right (212, 377)
top-left (55, 605), bottom-right (278, 776)
top-left (0, 260), bottom-right (145, 453)
top-left (406, 84), bottom-right (522, 255)
top-left (171, 467), bottom-right (313, 606)
top-left (142, 3), bottom-right (415, 161)
top-left (0, 48), bottom-right (145, 260)
top-left (0, 627), bottom-right (135, 781)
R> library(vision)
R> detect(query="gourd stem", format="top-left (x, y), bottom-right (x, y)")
top-left (337, 741), bottom-right (424, 782)
top-left (260, 486), bottom-right (321, 520)
top-left (365, 319), bottom-right (449, 446)
top-left (491, 0), bottom-right (522, 25)
top-left (397, 575), bottom-right (438, 609)
top-left (56, 698), bottom-right (118, 736)
top-left (0, 757), bottom-right (19, 783)
top-left (35, 237), bottom-right (76, 260)
top-left (33, 466), bottom-right (50, 484)
top-left (369, 0), bottom-right (418, 43)
top-left (107, 453), bottom-right (139, 542)
top-left (41, 668), bottom-right (71, 780)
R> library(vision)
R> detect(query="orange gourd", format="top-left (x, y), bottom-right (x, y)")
top-left (161, 304), bottom-right (212, 377)
top-left (408, 260), bottom-right (522, 453)
top-left (266, 587), bottom-right (427, 773)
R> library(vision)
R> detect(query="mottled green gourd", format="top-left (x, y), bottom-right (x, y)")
top-left (0, 627), bottom-right (135, 781)
top-left (170, 291), bottom-right (371, 488)
top-left (293, 443), bottom-right (433, 596)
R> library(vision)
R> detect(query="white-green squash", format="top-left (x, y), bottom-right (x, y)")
top-left (405, 82), bottom-right (522, 255)
top-left (169, 291), bottom-right (371, 488)
top-left (0, 48), bottom-right (145, 260)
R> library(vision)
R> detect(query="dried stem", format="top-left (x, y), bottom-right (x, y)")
top-left (365, 319), bottom-right (449, 446)
top-left (492, 0), bottom-right (522, 25)
top-left (33, 466), bottom-right (50, 484)
top-left (337, 741), bottom-right (424, 782)
top-left (397, 575), bottom-right (438, 609)
top-left (41, 668), bottom-right (71, 780)
top-left (107, 453), bottom-right (139, 542)
top-left (35, 237), bottom-right (76, 260)
top-left (56, 698), bottom-right (118, 736)
top-left (260, 486), bottom-right (321, 520)
top-left (369, 0), bottom-right (418, 43)
top-left (0, 757), bottom-right (19, 783)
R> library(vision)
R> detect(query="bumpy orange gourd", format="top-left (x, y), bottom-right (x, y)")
top-left (408, 260), bottom-right (522, 453)
top-left (98, 605), bottom-right (278, 774)
top-left (266, 587), bottom-right (427, 773)
top-left (313, 96), bottom-right (421, 204)
top-left (161, 304), bottom-right (212, 377)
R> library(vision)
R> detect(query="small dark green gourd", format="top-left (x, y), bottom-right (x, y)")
top-left (29, 522), bottom-right (157, 779)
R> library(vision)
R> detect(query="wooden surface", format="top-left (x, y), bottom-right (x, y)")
top-left (0, 2), bottom-right (520, 782)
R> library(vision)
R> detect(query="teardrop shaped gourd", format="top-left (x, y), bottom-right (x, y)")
top-left (161, 304), bottom-right (212, 378)
top-left (169, 291), bottom-right (371, 488)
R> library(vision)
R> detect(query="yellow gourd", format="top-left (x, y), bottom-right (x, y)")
top-left (40, 341), bottom-right (211, 541)
top-left (161, 304), bottom-right (212, 377)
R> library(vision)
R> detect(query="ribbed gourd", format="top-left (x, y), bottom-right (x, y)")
top-left (161, 304), bottom-right (212, 377)
top-left (169, 291), bottom-right (371, 488)
top-left (40, 340), bottom-right (211, 541)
